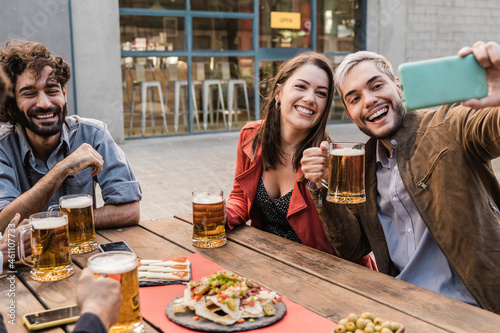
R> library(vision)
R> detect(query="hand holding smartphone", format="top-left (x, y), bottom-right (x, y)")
top-left (398, 54), bottom-right (488, 110)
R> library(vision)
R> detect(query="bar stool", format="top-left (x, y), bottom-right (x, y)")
top-left (164, 63), bottom-right (201, 134)
top-left (130, 63), bottom-right (168, 137)
top-left (218, 62), bottom-right (250, 129)
top-left (194, 63), bottom-right (226, 131)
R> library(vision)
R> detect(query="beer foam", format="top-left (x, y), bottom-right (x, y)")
top-left (89, 253), bottom-right (138, 274)
top-left (31, 217), bottom-right (67, 229)
top-left (192, 195), bottom-right (223, 205)
top-left (61, 196), bottom-right (92, 209)
top-left (331, 148), bottom-right (365, 156)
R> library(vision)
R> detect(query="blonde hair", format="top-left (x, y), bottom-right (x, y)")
top-left (334, 51), bottom-right (395, 101)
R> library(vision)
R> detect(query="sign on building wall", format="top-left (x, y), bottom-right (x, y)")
top-left (270, 12), bottom-right (301, 29)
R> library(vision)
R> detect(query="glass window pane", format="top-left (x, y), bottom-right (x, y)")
top-left (259, 0), bottom-right (311, 48)
top-left (192, 57), bottom-right (255, 132)
top-left (317, 0), bottom-right (363, 53)
top-left (191, 0), bottom-right (253, 13)
top-left (120, 15), bottom-right (185, 51)
top-left (193, 18), bottom-right (252, 51)
top-left (119, 0), bottom-right (185, 11)
top-left (122, 56), bottom-right (185, 137)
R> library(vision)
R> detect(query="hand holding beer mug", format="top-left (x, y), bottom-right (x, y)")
top-left (87, 251), bottom-right (144, 333)
top-left (17, 211), bottom-right (74, 282)
top-left (321, 142), bottom-right (366, 204)
top-left (49, 194), bottom-right (97, 254)
top-left (192, 190), bottom-right (227, 248)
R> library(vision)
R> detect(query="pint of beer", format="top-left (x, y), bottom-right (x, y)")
top-left (87, 251), bottom-right (143, 333)
top-left (59, 194), bottom-right (97, 254)
top-left (18, 211), bottom-right (74, 282)
top-left (192, 190), bottom-right (227, 248)
top-left (325, 142), bottom-right (366, 204)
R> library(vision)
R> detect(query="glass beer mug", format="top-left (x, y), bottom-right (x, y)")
top-left (18, 211), bottom-right (74, 282)
top-left (320, 142), bottom-right (366, 204)
top-left (87, 251), bottom-right (144, 333)
top-left (49, 194), bottom-right (97, 254)
top-left (192, 189), bottom-right (227, 248)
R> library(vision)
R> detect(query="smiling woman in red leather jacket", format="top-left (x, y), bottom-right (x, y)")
top-left (225, 52), bottom-right (376, 270)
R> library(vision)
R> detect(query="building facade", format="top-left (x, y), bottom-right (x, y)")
top-left (0, 0), bottom-right (498, 142)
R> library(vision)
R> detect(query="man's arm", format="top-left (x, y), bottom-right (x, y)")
top-left (0, 144), bottom-right (103, 232)
top-left (94, 201), bottom-right (140, 229)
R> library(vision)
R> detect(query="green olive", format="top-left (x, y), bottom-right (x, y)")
top-left (363, 326), bottom-right (375, 333)
top-left (356, 318), bottom-right (367, 329)
top-left (263, 303), bottom-right (276, 316)
top-left (361, 312), bottom-right (375, 321)
top-left (221, 270), bottom-right (238, 280)
top-left (347, 313), bottom-right (358, 322)
top-left (226, 298), bottom-right (237, 311)
top-left (345, 321), bottom-right (356, 331)
top-left (391, 322), bottom-right (401, 331)
top-left (334, 325), bottom-right (347, 333)
top-left (194, 284), bottom-right (210, 295)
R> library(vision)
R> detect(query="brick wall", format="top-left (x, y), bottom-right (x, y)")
top-left (406, 0), bottom-right (500, 61)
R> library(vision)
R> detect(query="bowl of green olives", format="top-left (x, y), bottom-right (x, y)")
top-left (331, 312), bottom-right (404, 333)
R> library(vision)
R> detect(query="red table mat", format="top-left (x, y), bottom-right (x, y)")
top-left (139, 253), bottom-right (336, 332)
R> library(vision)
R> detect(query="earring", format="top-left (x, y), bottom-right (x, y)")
top-left (275, 100), bottom-right (281, 110)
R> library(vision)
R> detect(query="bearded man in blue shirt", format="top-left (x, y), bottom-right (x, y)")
top-left (0, 40), bottom-right (142, 232)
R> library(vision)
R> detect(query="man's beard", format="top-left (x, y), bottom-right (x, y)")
top-left (17, 103), bottom-right (67, 137)
top-left (359, 100), bottom-right (406, 140)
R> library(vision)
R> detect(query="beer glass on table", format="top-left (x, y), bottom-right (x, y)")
top-left (49, 194), bottom-right (97, 254)
top-left (321, 142), bottom-right (366, 204)
top-left (18, 211), bottom-right (74, 282)
top-left (87, 251), bottom-right (144, 333)
top-left (192, 189), bottom-right (227, 248)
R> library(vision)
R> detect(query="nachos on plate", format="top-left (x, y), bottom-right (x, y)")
top-left (173, 270), bottom-right (278, 325)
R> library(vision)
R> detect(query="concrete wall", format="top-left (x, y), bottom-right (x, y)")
top-left (70, 0), bottom-right (124, 143)
top-left (0, 0), bottom-right (76, 115)
top-left (366, 0), bottom-right (500, 70)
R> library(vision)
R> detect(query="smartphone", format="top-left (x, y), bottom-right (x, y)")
top-left (23, 305), bottom-right (79, 331)
top-left (398, 54), bottom-right (488, 110)
top-left (98, 240), bottom-right (134, 253)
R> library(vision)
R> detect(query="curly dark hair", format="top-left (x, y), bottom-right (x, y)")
top-left (0, 66), bottom-right (11, 108)
top-left (0, 40), bottom-right (71, 124)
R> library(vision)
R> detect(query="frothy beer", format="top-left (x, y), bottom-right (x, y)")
top-left (88, 252), bottom-right (143, 333)
top-left (192, 191), bottom-right (227, 248)
top-left (60, 195), bottom-right (97, 254)
top-left (19, 213), bottom-right (74, 282)
top-left (327, 146), bottom-right (366, 204)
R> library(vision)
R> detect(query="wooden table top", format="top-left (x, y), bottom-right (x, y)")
top-left (2, 214), bottom-right (500, 333)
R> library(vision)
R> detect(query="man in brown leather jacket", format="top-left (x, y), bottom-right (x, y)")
top-left (301, 41), bottom-right (500, 314)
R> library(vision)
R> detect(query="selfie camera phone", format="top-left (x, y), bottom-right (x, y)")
top-left (23, 305), bottom-right (79, 331)
top-left (398, 54), bottom-right (488, 110)
top-left (98, 240), bottom-right (134, 253)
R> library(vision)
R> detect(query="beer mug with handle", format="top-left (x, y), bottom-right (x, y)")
top-left (321, 142), bottom-right (366, 204)
top-left (192, 189), bottom-right (227, 248)
top-left (18, 211), bottom-right (74, 282)
top-left (48, 194), bottom-right (97, 254)
top-left (87, 251), bottom-right (144, 333)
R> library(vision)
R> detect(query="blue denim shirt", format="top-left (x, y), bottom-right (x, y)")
top-left (376, 141), bottom-right (478, 306)
top-left (0, 116), bottom-right (142, 211)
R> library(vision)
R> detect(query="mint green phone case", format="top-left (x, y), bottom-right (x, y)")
top-left (397, 54), bottom-right (488, 110)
